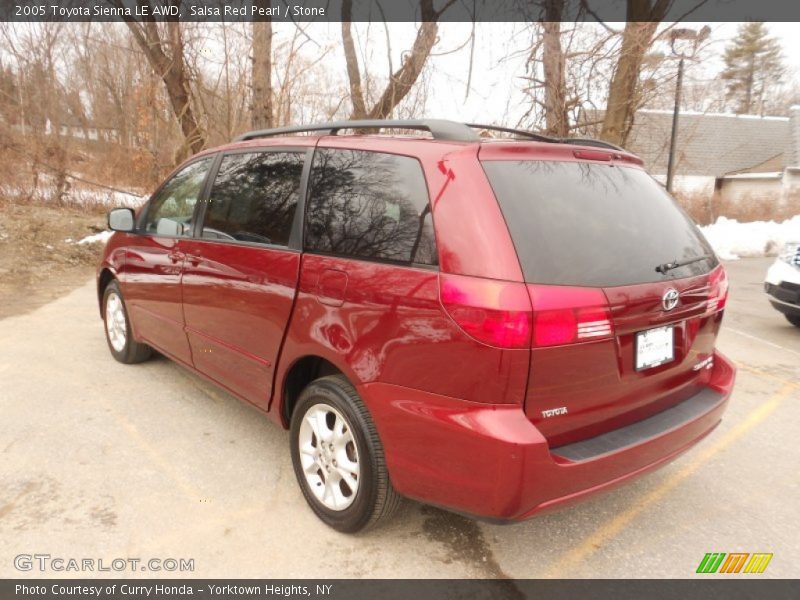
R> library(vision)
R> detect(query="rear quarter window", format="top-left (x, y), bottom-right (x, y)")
top-left (304, 148), bottom-right (438, 266)
top-left (482, 160), bottom-right (717, 287)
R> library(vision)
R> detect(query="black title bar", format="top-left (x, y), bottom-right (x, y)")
top-left (2, 0), bottom-right (800, 23)
top-left (2, 579), bottom-right (799, 600)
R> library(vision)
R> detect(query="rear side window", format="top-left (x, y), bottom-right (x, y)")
top-left (202, 151), bottom-right (304, 246)
top-left (482, 161), bottom-right (717, 287)
top-left (304, 149), bottom-right (438, 266)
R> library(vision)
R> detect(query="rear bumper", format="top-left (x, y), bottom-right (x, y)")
top-left (360, 349), bottom-right (735, 521)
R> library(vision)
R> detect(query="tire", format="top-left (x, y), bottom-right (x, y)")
top-left (102, 280), bottom-right (152, 364)
top-left (289, 374), bottom-right (402, 532)
top-left (785, 314), bottom-right (800, 328)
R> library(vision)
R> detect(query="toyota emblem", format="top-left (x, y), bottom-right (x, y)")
top-left (662, 288), bottom-right (680, 311)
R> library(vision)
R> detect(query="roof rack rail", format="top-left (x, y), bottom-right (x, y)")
top-left (233, 119), bottom-right (624, 152)
top-left (466, 123), bottom-right (559, 143)
top-left (466, 123), bottom-right (623, 151)
top-left (234, 119), bottom-right (481, 143)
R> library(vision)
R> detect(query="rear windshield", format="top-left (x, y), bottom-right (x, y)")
top-left (482, 160), bottom-right (717, 287)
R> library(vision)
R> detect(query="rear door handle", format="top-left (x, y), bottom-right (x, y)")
top-left (168, 251), bottom-right (185, 264)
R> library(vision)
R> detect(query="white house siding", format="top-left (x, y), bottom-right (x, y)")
top-left (652, 174), bottom-right (716, 195)
top-left (717, 174), bottom-right (785, 221)
top-left (720, 174), bottom-right (781, 202)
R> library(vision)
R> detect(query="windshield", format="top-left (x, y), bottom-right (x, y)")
top-left (482, 160), bottom-right (718, 287)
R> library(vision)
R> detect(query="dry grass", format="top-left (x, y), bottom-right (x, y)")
top-left (673, 191), bottom-right (717, 225)
top-left (0, 200), bottom-right (108, 318)
top-left (674, 190), bottom-right (800, 225)
top-left (0, 134), bottom-right (145, 318)
top-left (0, 130), bottom-right (148, 216)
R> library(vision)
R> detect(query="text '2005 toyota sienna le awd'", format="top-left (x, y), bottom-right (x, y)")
top-left (98, 120), bottom-right (735, 532)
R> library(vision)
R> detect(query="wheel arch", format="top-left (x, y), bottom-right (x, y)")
top-left (97, 267), bottom-right (116, 318)
top-left (278, 355), bottom-right (349, 428)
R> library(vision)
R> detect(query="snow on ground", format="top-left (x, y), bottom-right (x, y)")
top-left (1, 182), bottom-right (146, 208)
top-left (44, 188), bottom-right (145, 207)
top-left (700, 216), bottom-right (800, 260)
top-left (75, 231), bottom-right (114, 245)
top-left (70, 189), bottom-right (146, 207)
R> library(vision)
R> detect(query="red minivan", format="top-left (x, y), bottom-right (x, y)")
top-left (98, 120), bottom-right (735, 532)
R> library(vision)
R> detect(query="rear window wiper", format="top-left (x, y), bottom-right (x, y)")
top-left (655, 254), bottom-right (714, 274)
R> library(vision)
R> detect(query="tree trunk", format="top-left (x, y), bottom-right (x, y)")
top-left (743, 54), bottom-right (754, 114)
top-left (541, 0), bottom-right (568, 137)
top-left (251, 1), bottom-right (273, 129)
top-left (342, 0), bottom-right (368, 119)
top-left (342, 0), bottom-right (442, 121)
top-left (601, 0), bottom-right (672, 146)
top-left (368, 20), bottom-right (438, 119)
top-left (601, 21), bottom-right (658, 146)
top-left (122, 19), bottom-right (206, 159)
top-left (164, 23), bottom-right (204, 155)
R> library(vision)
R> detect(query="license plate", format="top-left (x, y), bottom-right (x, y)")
top-left (635, 325), bottom-right (674, 370)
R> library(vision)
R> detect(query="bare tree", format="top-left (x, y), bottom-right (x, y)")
top-left (272, 27), bottom-right (343, 125)
top-left (518, 19), bottom-right (617, 136)
top-left (341, 0), bottom-right (453, 120)
top-left (0, 23), bottom-right (73, 201)
top-left (184, 22), bottom-right (251, 146)
top-left (600, 0), bottom-right (673, 145)
top-left (251, 0), bottom-right (273, 128)
top-left (117, 4), bottom-right (206, 158)
top-left (341, 0), bottom-right (369, 119)
top-left (541, 0), bottom-right (569, 136)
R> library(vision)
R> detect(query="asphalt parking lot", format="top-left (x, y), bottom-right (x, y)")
top-left (0, 257), bottom-right (798, 579)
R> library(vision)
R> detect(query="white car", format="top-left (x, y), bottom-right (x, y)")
top-left (765, 241), bottom-right (800, 327)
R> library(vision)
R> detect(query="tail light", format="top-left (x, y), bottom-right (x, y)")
top-left (528, 285), bottom-right (614, 347)
top-left (440, 273), bottom-right (614, 349)
top-left (439, 273), bottom-right (532, 349)
top-left (707, 266), bottom-right (729, 314)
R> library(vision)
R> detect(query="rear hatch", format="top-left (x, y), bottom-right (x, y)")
top-left (481, 149), bottom-right (728, 447)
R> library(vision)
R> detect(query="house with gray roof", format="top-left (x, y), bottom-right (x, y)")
top-left (582, 107), bottom-right (800, 221)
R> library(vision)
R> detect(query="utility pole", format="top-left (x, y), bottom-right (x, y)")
top-left (665, 26), bottom-right (710, 194)
top-left (665, 57), bottom-right (684, 193)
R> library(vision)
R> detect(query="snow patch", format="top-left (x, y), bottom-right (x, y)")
top-left (1, 181), bottom-right (146, 207)
top-left (75, 231), bottom-right (114, 245)
top-left (700, 216), bottom-right (800, 260)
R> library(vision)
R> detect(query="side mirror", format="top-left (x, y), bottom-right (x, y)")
top-left (108, 208), bottom-right (135, 232)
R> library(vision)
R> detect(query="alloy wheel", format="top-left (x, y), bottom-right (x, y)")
top-left (105, 292), bottom-right (127, 353)
top-left (297, 403), bottom-right (360, 511)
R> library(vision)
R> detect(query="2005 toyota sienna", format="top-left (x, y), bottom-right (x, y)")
top-left (98, 119), bottom-right (735, 532)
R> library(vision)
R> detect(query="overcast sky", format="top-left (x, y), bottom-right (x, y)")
top-left (285, 21), bottom-right (800, 123)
